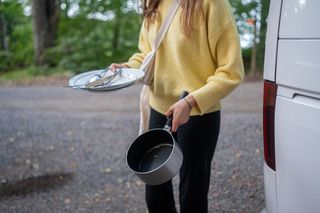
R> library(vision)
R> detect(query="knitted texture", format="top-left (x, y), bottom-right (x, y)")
top-left (125, 0), bottom-right (244, 115)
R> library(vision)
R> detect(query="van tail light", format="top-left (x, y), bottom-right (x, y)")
top-left (263, 80), bottom-right (277, 171)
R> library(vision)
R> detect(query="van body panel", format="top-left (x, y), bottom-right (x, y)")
top-left (264, 1), bottom-right (320, 212)
top-left (275, 94), bottom-right (320, 213)
top-left (280, 0), bottom-right (320, 39)
top-left (263, 0), bottom-right (282, 81)
top-left (264, 164), bottom-right (278, 213)
top-left (277, 40), bottom-right (320, 95)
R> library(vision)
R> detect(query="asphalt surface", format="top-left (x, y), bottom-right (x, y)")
top-left (0, 82), bottom-right (264, 213)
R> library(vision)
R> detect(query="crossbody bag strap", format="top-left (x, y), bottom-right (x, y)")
top-left (152, 0), bottom-right (179, 51)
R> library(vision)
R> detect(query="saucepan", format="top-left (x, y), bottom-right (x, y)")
top-left (126, 91), bottom-right (189, 185)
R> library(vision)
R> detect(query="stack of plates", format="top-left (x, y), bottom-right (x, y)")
top-left (68, 68), bottom-right (145, 92)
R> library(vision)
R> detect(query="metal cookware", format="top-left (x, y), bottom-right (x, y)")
top-left (67, 68), bottom-right (144, 92)
top-left (126, 91), bottom-right (188, 185)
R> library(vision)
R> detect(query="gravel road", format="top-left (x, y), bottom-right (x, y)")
top-left (0, 82), bottom-right (264, 213)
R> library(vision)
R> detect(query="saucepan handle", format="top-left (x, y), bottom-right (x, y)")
top-left (164, 91), bottom-right (189, 131)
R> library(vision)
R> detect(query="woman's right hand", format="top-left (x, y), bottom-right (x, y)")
top-left (110, 63), bottom-right (129, 72)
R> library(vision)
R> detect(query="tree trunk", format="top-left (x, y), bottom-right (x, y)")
top-left (64, 0), bottom-right (70, 17)
top-left (112, 7), bottom-right (122, 56)
top-left (0, 13), bottom-right (5, 50)
top-left (112, 22), bottom-right (120, 53)
top-left (32, 0), bottom-right (59, 65)
top-left (0, 0), bottom-right (8, 51)
top-left (249, 19), bottom-right (257, 74)
top-left (58, 0), bottom-right (70, 17)
top-left (257, 0), bottom-right (270, 72)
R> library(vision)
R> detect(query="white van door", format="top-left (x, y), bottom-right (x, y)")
top-left (275, 0), bottom-right (320, 212)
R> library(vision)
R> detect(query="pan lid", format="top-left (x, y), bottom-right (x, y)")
top-left (68, 68), bottom-right (144, 92)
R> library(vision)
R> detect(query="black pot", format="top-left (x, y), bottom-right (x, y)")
top-left (126, 91), bottom-right (189, 185)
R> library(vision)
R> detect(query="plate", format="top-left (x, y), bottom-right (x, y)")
top-left (68, 68), bottom-right (144, 92)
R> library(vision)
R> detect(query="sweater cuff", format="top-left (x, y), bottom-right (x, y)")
top-left (190, 83), bottom-right (218, 115)
top-left (123, 60), bottom-right (142, 69)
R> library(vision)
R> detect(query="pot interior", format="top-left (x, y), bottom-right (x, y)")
top-left (127, 129), bottom-right (174, 173)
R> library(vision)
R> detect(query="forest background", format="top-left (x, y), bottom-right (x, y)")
top-left (0, 0), bottom-right (269, 81)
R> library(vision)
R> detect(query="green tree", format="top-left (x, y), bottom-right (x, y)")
top-left (0, 0), bottom-right (22, 51)
top-left (31, 0), bottom-right (59, 65)
top-left (45, 0), bottom-right (141, 73)
top-left (230, 0), bottom-right (270, 74)
top-left (0, 0), bottom-right (33, 71)
top-left (0, 0), bottom-right (8, 51)
top-left (257, 0), bottom-right (270, 73)
top-left (58, 0), bottom-right (72, 17)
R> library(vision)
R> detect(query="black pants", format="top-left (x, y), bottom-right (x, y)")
top-left (145, 108), bottom-right (221, 213)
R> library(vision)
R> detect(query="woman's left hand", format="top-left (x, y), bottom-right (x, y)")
top-left (166, 97), bottom-right (194, 132)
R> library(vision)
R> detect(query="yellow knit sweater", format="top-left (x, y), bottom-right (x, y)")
top-left (125, 0), bottom-right (244, 115)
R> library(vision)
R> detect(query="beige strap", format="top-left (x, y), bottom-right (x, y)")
top-left (140, 0), bottom-right (179, 72)
top-left (152, 0), bottom-right (179, 50)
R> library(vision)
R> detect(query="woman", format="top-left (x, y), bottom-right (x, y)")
top-left (112, 0), bottom-right (244, 212)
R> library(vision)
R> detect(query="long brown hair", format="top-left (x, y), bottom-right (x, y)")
top-left (143, 0), bottom-right (203, 37)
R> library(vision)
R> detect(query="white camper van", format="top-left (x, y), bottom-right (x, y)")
top-left (263, 0), bottom-right (320, 213)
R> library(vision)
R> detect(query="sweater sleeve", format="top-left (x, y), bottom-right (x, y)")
top-left (191, 19), bottom-right (244, 114)
top-left (123, 23), bottom-right (152, 69)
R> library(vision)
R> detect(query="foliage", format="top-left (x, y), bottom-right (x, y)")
top-left (9, 22), bottom-right (34, 66)
top-left (1, 0), bottom-right (141, 74)
top-left (1, 0), bottom-right (270, 77)
top-left (0, 0), bottom-right (34, 71)
top-left (229, 0), bottom-right (270, 73)
top-left (229, 0), bottom-right (258, 40)
top-left (45, 10), bottom-right (141, 73)
top-left (256, 0), bottom-right (270, 72)
top-left (0, 66), bottom-right (69, 81)
top-left (241, 47), bottom-right (251, 73)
